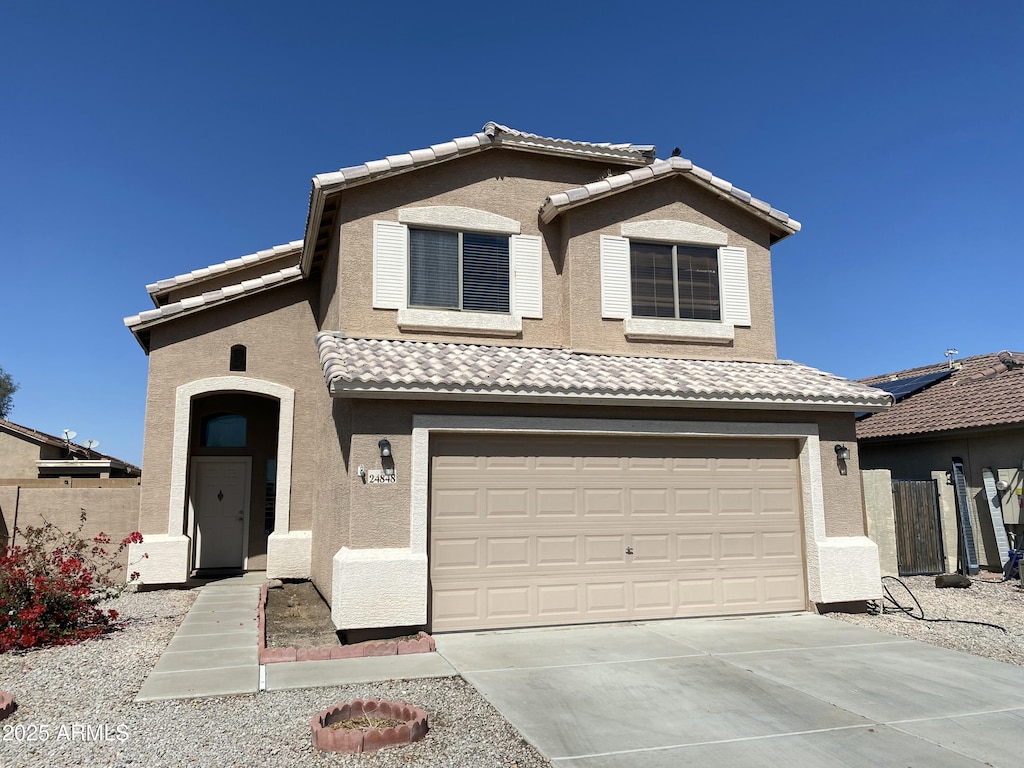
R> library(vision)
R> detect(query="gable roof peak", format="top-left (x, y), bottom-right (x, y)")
top-left (482, 121), bottom-right (657, 162)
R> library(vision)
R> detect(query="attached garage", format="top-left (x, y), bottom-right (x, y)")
top-left (430, 433), bottom-right (807, 632)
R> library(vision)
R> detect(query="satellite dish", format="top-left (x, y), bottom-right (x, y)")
top-left (62, 429), bottom-right (77, 442)
top-left (85, 439), bottom-right (100, 450)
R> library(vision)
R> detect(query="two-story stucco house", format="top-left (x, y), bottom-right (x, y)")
top-left (125, 122), bottom-right (891, 633)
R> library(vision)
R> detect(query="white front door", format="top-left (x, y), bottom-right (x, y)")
top-left (191, 457), bottom-right (250, 569)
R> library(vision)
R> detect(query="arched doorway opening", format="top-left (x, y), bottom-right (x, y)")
top-left (186, 392), bottom-right (280, 572)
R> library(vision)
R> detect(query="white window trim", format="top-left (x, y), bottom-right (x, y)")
top-left (399, 206), bottom-right (521, 235)
top-left (397, 307), bottom-right (522, 336)
top-left (375, 209), bottom-right (542, 334)
top-left (601, 231), bottom-right (749, 342)
top-left (623, 316), bottom-right (734, 343)
top-left (621, 220), bottom-right (728, 246)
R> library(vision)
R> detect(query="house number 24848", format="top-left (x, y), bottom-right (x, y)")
top-left (367, 470), bottom-right (396, 484)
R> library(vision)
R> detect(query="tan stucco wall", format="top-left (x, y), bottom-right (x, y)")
top-left (138, 281), bottom-right (329, 568)
top-left (0, 483), bottom-right (141, 569)
top-left (563, 176), bottom-right (778, 361)
top-left (327, 150), bottom-right (786, 361)
top-left (0, 430), bottom-right (44, 478)
top-left (333, 150), bottom-right (611, 349)
top-left (861, 468), bottom-right (899, 576)
top-left (308, 398), bottom-right (869, 599)
top-left (860, 427), bottom-right (1024, 569)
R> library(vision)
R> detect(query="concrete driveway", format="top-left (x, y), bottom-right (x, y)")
top-left (435, 613), bottom-right (1024, 767)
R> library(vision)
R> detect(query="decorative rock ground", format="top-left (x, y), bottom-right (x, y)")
top-left (310, 698), bottom-right (429, 754)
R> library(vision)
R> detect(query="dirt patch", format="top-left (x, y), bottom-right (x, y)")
top-left (265, 581), bottom-right (340, 648)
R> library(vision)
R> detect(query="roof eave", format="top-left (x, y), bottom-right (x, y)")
top-left (540, 166), bottom-right (801, 241)
top-left (124, 272), bottom-right (305, 343)
top-left (326, 381), bottom-right (889, 412)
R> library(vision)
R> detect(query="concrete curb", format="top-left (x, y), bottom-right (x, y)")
top-left (258, 583), bottom-right (436, 665)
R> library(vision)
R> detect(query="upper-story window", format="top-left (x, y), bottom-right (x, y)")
top-left (630, 242), bottom-right (720, 321)
top-left (409, 228), bottom-right (510, 314)
top-left (600, 222), bottom-right (749, 344)
top-left (372, 207), bottom-right (543, 337)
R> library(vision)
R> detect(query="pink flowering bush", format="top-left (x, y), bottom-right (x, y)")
top-left (0, 511), bottom-right (143, 652)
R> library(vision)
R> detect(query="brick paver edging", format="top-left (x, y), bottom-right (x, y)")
top-left (257, 583), bottom-right (436, 664)
top-left (0, 692), bottom-right (14, 720)
top-left (310, 698), bottom-right (429, 754)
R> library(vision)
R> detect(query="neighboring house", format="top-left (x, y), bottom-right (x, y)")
top-left (858, 351), bottom-right (1024, 571)
top-left (124, 122), bottom-right (891, 634)
top-left (0, 419), bottom-right (141, 480)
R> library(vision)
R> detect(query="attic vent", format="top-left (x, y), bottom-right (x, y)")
top-left (230, 344), bottom-right (247, 372)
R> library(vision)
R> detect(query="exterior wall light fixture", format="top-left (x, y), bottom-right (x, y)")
top-left (379, 438), bottom-right (395, 477)
top-left (834, 444), bottom-right (850, 476)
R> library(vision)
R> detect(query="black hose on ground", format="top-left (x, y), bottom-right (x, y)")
top-left (870, 575), bottom-right (1007, 633)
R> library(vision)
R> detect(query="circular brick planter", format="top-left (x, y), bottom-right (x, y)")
top-left (0, 692), bottom-right (14, 721)
top-left (311, 698), bottom-right (428, 754)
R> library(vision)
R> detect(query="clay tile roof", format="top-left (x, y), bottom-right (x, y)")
top-left (145, 240), bottom-right (303, 302)
top-left (540, 157), bottom-right (801, 236)
top-left (856, 351), bottom-right (1024, 440)
top-left (124, 265), bottom-right (303, 331)
top-left (311, 121), bottom-right (655, 194)
top-left (315, 335), bottom-right (891, 411)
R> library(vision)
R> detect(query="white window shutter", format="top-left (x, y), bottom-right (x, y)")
top-left (719, 246), bottom-right (751, 326)
top-left (511, 234), bottom-right (543, 319)
top-left (600, 235), bottom-right (631, 319)
top-left (373, 221), bottom-right (408, 310)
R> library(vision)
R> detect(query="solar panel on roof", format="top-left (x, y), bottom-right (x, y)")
top-left (868, 369), bottom-right (953, 402)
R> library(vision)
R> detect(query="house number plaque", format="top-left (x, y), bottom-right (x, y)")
top-left (367, 470), bottom-right (396, 484)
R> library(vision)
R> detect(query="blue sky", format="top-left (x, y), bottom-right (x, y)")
top-left (1, 2), bottom-right (1021, 466)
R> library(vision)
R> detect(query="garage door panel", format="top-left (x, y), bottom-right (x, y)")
top-left (537, 535), bottom-right (580, 565)
top-left (762, 530), bottom-right (802, 558)
top-left (433, 488), bottom-right (481, 520)
top-left (584, 535), bottom-right (627, 564)
top-left (760, 487), bottom-right (800, 516)
top-left (721, 576), bottom-right (760, 606)
top-left (676, 489), bottom-right (713, 516)
top-left (536, 488), bottom-right (577, 516)
top-left (537, 584), bottom-right (580, 616)
top-left (632, 534), bottom-right (671, 562)
top-left (720, 532), bottom-right (758, 559)
top-left (486, 537), bottom-right (530, 567)
top-left (430, 434), bottom-right (806, 631)
top-left (485, 488), bottom-right (530, 517)
top-left (486, 586), bottom-right (531, 619)
top-left (433, 538), bottom-right (480, 570)
top-left (677, 533), bottom-right (716, 561)
top-left (678, 578), bottom-right (718, 609)
top-left (583, 488), bottom-right (624, 516)
top-left (629, 487), bottom-right (670, 516)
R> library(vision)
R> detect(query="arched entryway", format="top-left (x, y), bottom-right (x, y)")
top-left (166, 376), bottom-right (296, 577)
top-left (187, 393), bottom-right (279, 571)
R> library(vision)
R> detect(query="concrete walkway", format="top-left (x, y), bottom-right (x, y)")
top-left (136, 575), bottom-right (454, 702)
top-left (434, 613), bottom-right (1024, 767)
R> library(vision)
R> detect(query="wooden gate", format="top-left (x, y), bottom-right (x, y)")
top-left (892, 479), bottom-right (945, 575)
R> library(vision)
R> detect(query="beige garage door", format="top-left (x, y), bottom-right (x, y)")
top-left (430, 434), bottom-right (806, 632)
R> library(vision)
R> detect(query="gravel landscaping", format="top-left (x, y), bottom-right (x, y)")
top-left (0, 588), bottom-right (549, 768)
top-left (827, 574), bottom-right (1024, 667)
top-left (2, 574), bottom-right (1022, 766)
